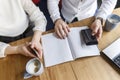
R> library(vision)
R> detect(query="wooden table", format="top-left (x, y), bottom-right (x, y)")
top-left (0, 8), bottom-right (120, 80)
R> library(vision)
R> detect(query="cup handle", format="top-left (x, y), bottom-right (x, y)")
top-left (24, 70), bottom-right (33, 79)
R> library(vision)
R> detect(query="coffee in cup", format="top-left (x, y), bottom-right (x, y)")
top-left (25, 58), bottom-right (44, 79)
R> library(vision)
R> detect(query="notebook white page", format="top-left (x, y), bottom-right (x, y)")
top-left (41, 33), bottom-right (73, 67)
top-left (68, 27), bottom-right (100, 59)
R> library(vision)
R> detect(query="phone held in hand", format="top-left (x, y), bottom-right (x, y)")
top-left (81, 29), bottom-right (98, 45)
top-left (28, 46), bottom-right (39, 57)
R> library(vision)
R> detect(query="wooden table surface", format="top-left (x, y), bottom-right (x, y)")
top-left (0, 8), bottom-right (120, 80)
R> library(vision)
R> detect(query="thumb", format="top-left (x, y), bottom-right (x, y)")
top-left (91, 26), bottom-right (99, 36)
top-left (38, 49), bottom-right (43, 59)
top-left (35, 46), bottom-right (43, 59)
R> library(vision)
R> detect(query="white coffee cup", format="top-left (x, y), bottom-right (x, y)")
top-left (26, 58), bottom-right (44, 76)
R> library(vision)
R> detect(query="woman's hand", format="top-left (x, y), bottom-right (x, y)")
top-left (5, 31), bottom-right (43, 58)
top-left (29, 40), bottom-right (43, 59)
top-left (30, 30), bottom-right (43, 59)
top-left (5, 43), bottom-right (36, 57)
top-left (16, 42), bottom-right (36, 57)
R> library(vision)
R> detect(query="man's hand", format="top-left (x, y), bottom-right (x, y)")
top-left (90, 19), bottom-right (103, 40)
top-left (54, 18), bottom-right (70, 39)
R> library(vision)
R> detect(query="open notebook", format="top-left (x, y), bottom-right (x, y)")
top-left (41, 26), bottom-right (100, 67)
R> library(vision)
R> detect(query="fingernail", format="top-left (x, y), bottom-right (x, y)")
top-left (92, 32), bottom-right (96, 35)
top-left (39, 55), bottom-right (42, 59)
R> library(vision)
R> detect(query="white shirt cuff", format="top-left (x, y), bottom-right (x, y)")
top-left (0, 42), bottom-right (10, 58)
top-left (95, 13), bottom-right (106, 20)
top-left (51, 14), bottom-right (61, 23)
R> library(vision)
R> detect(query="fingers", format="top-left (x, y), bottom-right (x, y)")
top-left (92, 28), bottom-right (102, 40)
top-left (96, 27), bottom-right (103, 40)
top-left (29, 42), bottom-right (43, 59)
top-left (90, 20), bottom-right (103, 40)
top-left (20, 42), bottom-right (35, 57)
top-left (24, 47), bottom-right (35, 57)
top-left (63, 25), bottom-right (70, 36)
top-left (55, 25), bottom-right (67, 39)
top-left (35, 46), bottom-right (43, 59)
top-left (91, 24), bottom-right (99, 36)
top-left (66, 26), bottom-right (70, 32)
top-left (29, 42), bottom-right (34, 49)
top-left (99, 27), bottom-right (103, 38)
top-left (55, 20), bottom-right (70, 39)
top-left (55, 25), bottom-right (63, 39)
top-left (59, 25), bottom-right (66, 39)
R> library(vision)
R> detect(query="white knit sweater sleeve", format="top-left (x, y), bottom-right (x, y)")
top-left (0, 42), bottom-right (10, 58)
top-left (21, 0), bottom-right (47, 32)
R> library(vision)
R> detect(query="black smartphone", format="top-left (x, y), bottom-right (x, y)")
top-left (28, 46), bottom-right (38, 57)
top-left (81, 29), bottom-right (98, 45)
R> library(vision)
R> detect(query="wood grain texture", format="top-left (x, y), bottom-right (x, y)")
top-left (0, 8), bottom-right (120, 80)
